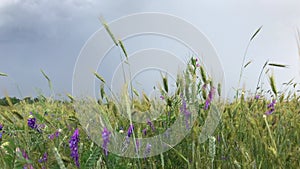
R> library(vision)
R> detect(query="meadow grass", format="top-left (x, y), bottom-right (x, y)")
top-left (0, 24), bottom-right (299, 169)
top-left (0, 60), bottom-right (299, 169)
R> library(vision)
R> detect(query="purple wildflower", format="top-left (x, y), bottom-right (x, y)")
top-left (265, 108), bottom-right (275, 115)
top-left (49, 129), bottom-right (61, 140)
top-left (21, 149), bottom-right (34, 169)
top-left (0, 124), bottom-right (3, 130)
top-left (144, 143), bottom-right (152, 159)
top-left (255, 95), bottom-right (260, 100)
top-left (147, 119), bottom-right (155, 132)
top-left (55, 130), bottom-right (61, 137)
top-left (160, 95), bottom-right (165, 100)
top-left (180, 95), bottom-right (192, 129)
top-left (69, 128), bottom-right (80, 168)
top-left (38, 152), bottom-right (48, 163)
top-left (142, 128), bottom-right (147, 136)
top-left (102, 128), bottom-right (111, 156)
top-left (127, 124), bottom-right (134, 137)
top-left (267, 99), bottom-right (276, 109)
top-left (27, 117), bottom-right (37, 129)
top-left (0, 132), bottom-right (2, 139)
top-left (265, 99), bottom-right (276, 115)
top-left (204, 87), bottom-right (215, 110)
top-left (48, 134), bottom-right (55, 140)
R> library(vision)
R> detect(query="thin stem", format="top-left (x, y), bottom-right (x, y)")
top-left (237, 41), bottom-right (251, 99)
top-left (254, 61), bottom-right (269, 96)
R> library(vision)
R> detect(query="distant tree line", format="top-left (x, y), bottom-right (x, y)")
top-left (0, 97), bottom-right (42, 106)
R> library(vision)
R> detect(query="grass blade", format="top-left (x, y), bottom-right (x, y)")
top-left (40, 69), bottom-right (52, 90)
top-left (268, 63), bottom-right (288, 68)
top-left (94, 72), bottom-right (106, 84)
top-left (0, 72), bottom-right (8, 77)
top-left (269, 75), bottom-right (277, 97)
top-left (250, 26), bottom-right (263, 41)
top-left (99, 17), bottom-right (118, 46)
top-left (244, 60), bottom-right (252, 68)
top-left (118, 39), bottom-right (128, 59)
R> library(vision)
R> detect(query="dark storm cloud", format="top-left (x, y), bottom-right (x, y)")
top-left (0, 0), bottom-right (97, 42)
top-left (0, 0), bottom-right (150, 97)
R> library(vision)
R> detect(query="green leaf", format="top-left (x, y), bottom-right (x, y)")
top-left (84, 144), bottom-right (102, 168)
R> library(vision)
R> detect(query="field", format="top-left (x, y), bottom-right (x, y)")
top-left (0, 58), bottom-right (300, 169)
top-left (1, 25), bottom-right (300, 169)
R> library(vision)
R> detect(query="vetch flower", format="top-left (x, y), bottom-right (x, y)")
top-left (55, 129), bottom-right (62, 137)
top-left (142, 128), bottom-right (147, 136)
top-left (0, 124), bottom-right (3, 130)
top-left (180, 95), bottom-right (192, 129)
top-left (38, 152), bottom-right (48, 163)
top-left (20, 149), bottom-right (34, 169)
top-left (147, 119), bottom-right (155, 132)
top-left (255, 95), bottom-right (260, 100)
top-left (160, 95), bottom-right (165, 100)
top-left (102, 128), bottom-right (111, 156)
top-left (144, 143), bottom-right (152, 159)
top-left (69, 128), bottom-right (80, 168)
top-left (204, 87), bottom-right (215, 110)
top-left (127, 124), bottom-right (134, 137)
top-left (27, 117), bottom-right (37, 129)
top-left (265, 99), bottom-right (276, 115)
top-left (48, 134), bottom-right (55, 140)
top-left (267, 99), bottom-right (276, 109)
top-left (49, 129), bottom-right (61, 140)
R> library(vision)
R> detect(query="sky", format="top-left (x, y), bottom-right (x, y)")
top-left (0, 0), bottom-right (300, 99)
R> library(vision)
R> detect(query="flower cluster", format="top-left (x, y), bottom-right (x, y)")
top-left (142, 128), bottom-right (147, 136)
top-left (49, 129), bottom-right (61, 140)
top-left (127, 124), bottom-right (134, 137)
top-left (144, 143), bottom-right (152, 159)
top-left (27, 113), bottom-right (45, 133)
top-left (27, 117), bottom-right (37, 129)
top-left (69, 128), bottom-right (80, 168)
top-left (102, 128), bottom-right (111, 156)
top-left (38, 152), bottom-right (48, 163)
top-left (180, 95), bottom-right (191, 129)
top-left (147, 119), bottom-right (155, 132)
top-left (265, 99), bottom-right (276, 115)
top-left (16, 148), bottom-right (34, 169)
top-left (0, 124), bottom-right (3, 139)
top-left (204, 87), bottom-right (215, 110)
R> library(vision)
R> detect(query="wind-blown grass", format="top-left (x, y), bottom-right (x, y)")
top-left (0, 60), bottom-right (299, 168)
top-left (0, 24), bottom-right (299, 169)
